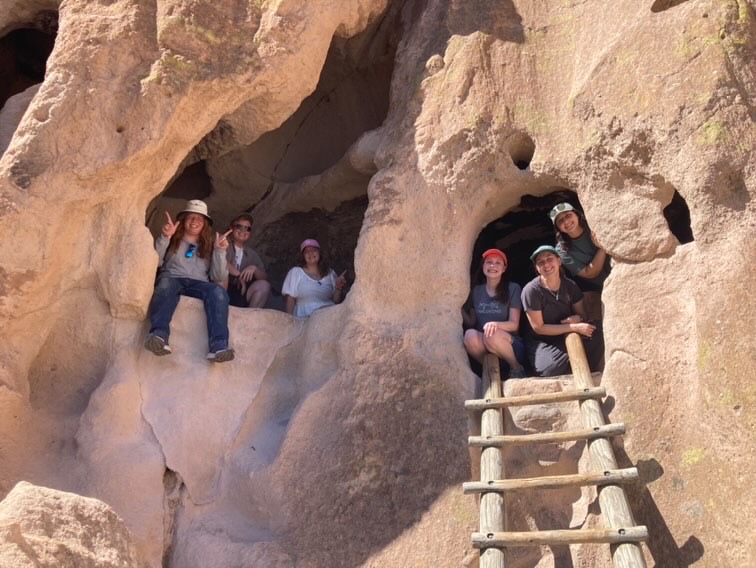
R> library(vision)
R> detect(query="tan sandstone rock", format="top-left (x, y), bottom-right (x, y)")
top-left (1, 0), bottom-right (755, 567)
top-left (0, 481), bottom-right (141, 567)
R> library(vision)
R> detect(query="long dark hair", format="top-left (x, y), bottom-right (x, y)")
top-left (168, 215), bottom-right (213, 259)
top-left (555, 209), bottom-right (589, 253)
top-left (493, 277), bottom-right (510, 305)
top-left (478, 261), bottom-right (510, 304)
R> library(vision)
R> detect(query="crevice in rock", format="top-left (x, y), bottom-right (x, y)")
top-left (162, 468), bottom-right (185, 567)
top-left (0, 10), bottom-right (57, 111)
top-left (663, 190), bottom-right (694, 244)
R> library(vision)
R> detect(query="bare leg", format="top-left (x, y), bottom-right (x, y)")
top-left (245, 280), bottom-right (271, 308)
top-left (463, 329), bottom-right (487, 362)
top-left (483, 330), bottom-right (525, 371)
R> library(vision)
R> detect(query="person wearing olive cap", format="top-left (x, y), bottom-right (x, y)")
top-left (463, 248), bottom-right (527, 378)
top-left (521, 245), bottom-right (604, 376)
top-left (550, 202), bottom-right (610, 292)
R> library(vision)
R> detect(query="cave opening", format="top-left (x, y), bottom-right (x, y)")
top-left (663, 189), bottom-right (694, 244)
top-left (469, 189), bottom-right (579, 291)
top-left (465, 189), bottom-right (607, 377)
top-left (146, 4), bottom-right (401, 309)
top-left (0, 11), bottom-right (58, 111)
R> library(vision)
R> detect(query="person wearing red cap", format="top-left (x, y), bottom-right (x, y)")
top-left (282, 239), bottom-right (347, 318)
top-left (463, 248), bottom-right (527, 378)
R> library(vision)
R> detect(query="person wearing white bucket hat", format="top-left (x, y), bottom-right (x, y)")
top-left (281, 238), bottom-right (347, 318)
top-left (144, 199), bottom-right (236, 362)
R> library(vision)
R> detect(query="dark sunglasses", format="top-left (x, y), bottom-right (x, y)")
top-left (185, 244), bottom-right (197, 258)
top-left (233, 224), bottom-right (252, 233)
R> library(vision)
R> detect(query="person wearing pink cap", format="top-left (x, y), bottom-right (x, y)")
top-left (282, 239), bottom-right (347, 318)
top-left (463, 248), bottom-right (527, 378)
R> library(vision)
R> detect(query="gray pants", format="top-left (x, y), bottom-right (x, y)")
top-left (527, 325), bottom-right (604, 377)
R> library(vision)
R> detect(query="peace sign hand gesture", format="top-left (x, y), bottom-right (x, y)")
top-left (214, 229), bottom-right (232, 250)
top-left (162, 211), bottom-right (178, 238)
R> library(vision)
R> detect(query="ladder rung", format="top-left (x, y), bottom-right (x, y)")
top-left (468, 423), bottom-right (625, 447)
top-left (472, 526), bottom-right (648, 547)
top-left (463, 467), bottom-right (638, 494)
top-left (465, 386), bottom-right (606, 411)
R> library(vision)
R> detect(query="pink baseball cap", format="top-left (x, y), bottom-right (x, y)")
top-left (300, 239), bottom-right (321, 252)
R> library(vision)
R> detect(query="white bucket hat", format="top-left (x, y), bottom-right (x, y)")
top-left (178, 199), bottom-right (213, 224)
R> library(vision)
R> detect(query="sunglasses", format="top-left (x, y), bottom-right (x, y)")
top-left (233, 224), bottom-right (252, 233)
top-left (185, 244), bottom-right (197, 258)
top-left (549, 202), bottom-right (575, 221)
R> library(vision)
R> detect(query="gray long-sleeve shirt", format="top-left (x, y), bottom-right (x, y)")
top-left (155, 235), bottom-right (228, 283)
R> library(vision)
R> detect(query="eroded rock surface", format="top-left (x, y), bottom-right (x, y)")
top-left (1, 0), bottom-right (755, 567)
top-left (0, 481), bottom-right (140, 568)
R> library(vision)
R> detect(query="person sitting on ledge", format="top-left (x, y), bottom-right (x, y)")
top-left (144, 199), bottom-right (235, 363)
top-left (225, 213), bottom-right (271, 309)
top-left (463, 248), bottom-right (527, 379)
top-left (521, 245), bottom-right (604, 377)
top-left (282, 239), bottom-right (346, 318)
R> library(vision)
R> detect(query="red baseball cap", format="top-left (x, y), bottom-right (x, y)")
top-left (482, 248), bottom-right (507, 263)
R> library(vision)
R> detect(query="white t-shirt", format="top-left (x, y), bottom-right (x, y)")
top-left (233, 245), bottom-right (244, 270)
top-left (281, 266), bottom-right (337, 318)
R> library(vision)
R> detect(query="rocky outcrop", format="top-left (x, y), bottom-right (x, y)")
top-left (0, 482), bottom-right (140, 567)
top-left (1, 0), bottom-right (755, 567)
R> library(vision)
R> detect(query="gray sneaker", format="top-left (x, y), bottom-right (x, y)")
top-left (207, 348), bottom-right (235, 363)
top-left (145, 334), bottom-right (172, 356)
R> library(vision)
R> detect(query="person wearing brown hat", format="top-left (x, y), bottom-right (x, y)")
top-left (144, 199), bottom-right (235, 362)
top-left (463, 248), bottom-right (527, 378)
top-left (225, 213), bottom-right (271, 309)
top-left (520, 245), bottom-right (604, 376)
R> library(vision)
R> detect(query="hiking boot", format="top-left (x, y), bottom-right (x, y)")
top-left (145, 334), bottom-right (172, 356)
top-left (207, 348), bottom-right (235, 363)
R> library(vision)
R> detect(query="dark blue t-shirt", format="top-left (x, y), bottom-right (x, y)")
top-left (471, 281), bottom-right (523, 332)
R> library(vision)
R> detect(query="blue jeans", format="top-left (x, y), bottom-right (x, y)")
top-left (148, 276), bottom-right (230, 352)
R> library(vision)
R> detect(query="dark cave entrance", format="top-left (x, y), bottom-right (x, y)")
top-left (146, 3), bottom-right (402, 309)
top-left (465, 187), bottom-right (694, 376)
top-left (0, 11), bottom-right (58, 111)
top-left (470, 188), bottom-right (695, 291)
top-left (469, 190), bottom-right (577, 291)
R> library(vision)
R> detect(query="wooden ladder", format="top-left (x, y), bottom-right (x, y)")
top-left (464, 333), bottom-right (648, 567)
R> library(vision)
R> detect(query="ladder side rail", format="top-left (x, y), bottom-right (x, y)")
top-left (479, 354), bottom-right (507, 568)
top-left (565, 333), bottom-right (647, 568)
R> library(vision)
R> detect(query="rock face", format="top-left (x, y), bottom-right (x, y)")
top-left (1, 0), bottom-right (755, 567)
top-left (0, 481), bottom-right (140, 567)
